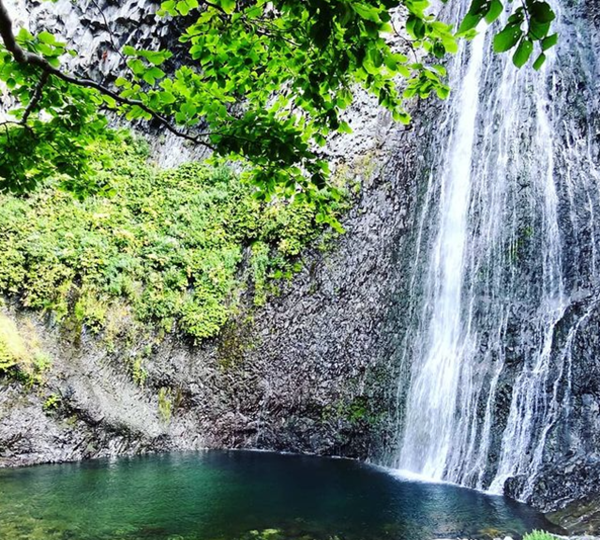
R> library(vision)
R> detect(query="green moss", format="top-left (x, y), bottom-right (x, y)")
top-left (216, 317), bottom-right (257, 371)
top-left (0, 131), bottom-right (352, 343)
top-left (353, 150), bottom-right (378, 184)
top-left (43, 393), bottom-right (61, 413)
top-left (31, 352), bottom-right (52, 385)
top-left (321, 395), bottom-right (381, 427)
top-left (250, 241), bottom-right (271, 306)
top-left (131, 354), bottom-right (148, 388)
top-left (158, 387), bottom-right (173, 422)
top-left (508, 224), bottom-right (535, 263)
top-left (0, 313), bottom-right (51, 386)
top-left (0, 316), bottom-right (22, 374)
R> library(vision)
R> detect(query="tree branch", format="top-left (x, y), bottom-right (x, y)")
top-left (0, 119), bottom-right (36, 137)
top-left (21, 69), bottom-right (49, 124)
top-left (0, 0), bottom-right (216, 150)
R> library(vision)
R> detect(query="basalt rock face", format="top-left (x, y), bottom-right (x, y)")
top-left (503, 0), bottom-right (600, 520)
top-left (1, 0), bottom-right (428, 466)
top-left (372, 0), bottom-right (600, 525)
top-left (0, 112), bottom-right (425, 467)
top-left (392, 0), bottom-right (600, 523)
top-left (517, 302), bottom-right (600, 523)
top-left (15, 0), bottom-right (210, 166)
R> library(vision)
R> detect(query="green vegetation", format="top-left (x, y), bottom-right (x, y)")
top-left (157, 387), bottom-right (173, 421)
top-left (0, 0), bottom-right (556, 219)
top-left (508, 224), bottom-right (535, 263)
top-left (523, 531), bottom-right (558, 540)
top-left (235, 530), bottom-right (287, 540)
top-left (0, 311), bottom-right (51, 384)
top-left (0, 314), bottom-right (25, 374)
top-left (131, 354), bottom-right (149, 388)
top-left (42, 393), bottom-right (61, 412)
top-left (322, 395), bottom-right (381, 427)
top-left (216, 317), bottom-right (257, 370)
top-left (0, 132), bottom-right (351, 342)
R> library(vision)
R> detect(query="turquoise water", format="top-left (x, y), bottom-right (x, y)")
top-left (0, 451), bottom-right (560, 540)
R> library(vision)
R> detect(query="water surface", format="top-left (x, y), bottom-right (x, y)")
top-left (0, 450), bottom-right (559, 540)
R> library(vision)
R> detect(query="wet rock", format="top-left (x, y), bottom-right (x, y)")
top-left (0, 0), bottom-right (423, 468)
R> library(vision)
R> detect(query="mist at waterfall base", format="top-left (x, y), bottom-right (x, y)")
top-left (392, 0), bottom-right (600, 501)
top-left (0, 451), bottom-right (560, 540)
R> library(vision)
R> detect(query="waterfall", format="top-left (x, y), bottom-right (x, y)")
top-left (397, 26), bottom-right (486, 480)
top-left (395, 0), bottom-right (600, 499)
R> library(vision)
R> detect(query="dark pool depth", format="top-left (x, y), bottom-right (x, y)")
top-left (0, 450), bottom-right (560, 540)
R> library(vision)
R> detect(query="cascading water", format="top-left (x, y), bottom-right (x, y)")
top-left (397, 26), bottom-right (486, 480)
top-left (394, 0), bottom-right (600, 500)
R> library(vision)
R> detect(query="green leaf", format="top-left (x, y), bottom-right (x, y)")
top-left (176, 0), bottom-right (194, 16)
top-left (485, 0), bottom-right (503, 24)
top-left (352, 3), bottom-right (381, 23)
top-left (406, 15), bottom-right (426, 39)
top-left (103, 95), bottom-right (117, 108)
top-left (141, 50), bottom-right (172, 66)
top-left (493, 24), bottom-right (522, 53)
top-left (435, 85), bottom-right (450, 99)
top-left (148, 67), bottom-right (166, 80)
top-left (143, 71), bottom-right (157, 85)
top-left (512, 37), bottom-right (533, 68)
top-left (338, 121), bottom-right (352, 134)
top-left (533, 52), bottom-right (546, 70)
top-left (541, 33), bottom-right (558, 50)
top-left (433, 41), bottom-right (446, 58)
top-left (530, 1), bottom-right (556, 23)
top-left (368, 46), bottom-right (383, 68)
top-left (218, 0), bottom-right (236, 14)
top-left (160, 0), bottom-right (177, 16)
top-left (432, 64), bottom-right (447, 77)
top-left (392, 109), bottom-right (411, 124)
top-left (442, 35), bottom-right (459, 53)
top-left (128, 59), bottom-right (145, 76)
top-left (16, 27), bottom-right (34, 43)
top-left (159, 91), bottom-right (176, 104)
top-left (38, 31), bottom-right (56, 44)
top-left (37, 43), bottom-right (55, 56)
top-left (529, 19), bottom-right (551, 40)
top-left (458, 12), bottom-right (483, 34)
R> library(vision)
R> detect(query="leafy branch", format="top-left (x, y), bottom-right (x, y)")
top-left (0, 0), bottom-right (215, 148)
top-left (0, 0), bottom-right (556, 220)
top-left (457, 0), bottom-right (557, 69)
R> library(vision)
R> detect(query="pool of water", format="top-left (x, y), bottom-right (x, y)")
top-left (0, 450), bottom-right (560, 540)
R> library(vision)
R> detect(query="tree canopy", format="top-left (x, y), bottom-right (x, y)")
top-left (0, 0), bottom-right (556, 224)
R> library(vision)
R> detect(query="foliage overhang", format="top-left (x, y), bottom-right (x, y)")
top-left (0, 0), bottom-right (556, 225)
